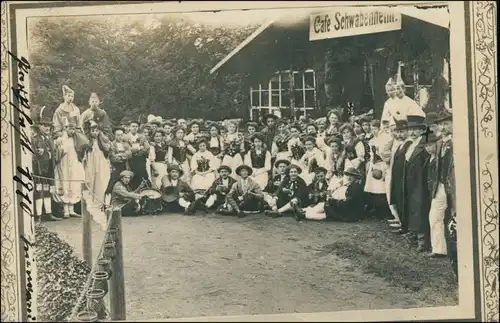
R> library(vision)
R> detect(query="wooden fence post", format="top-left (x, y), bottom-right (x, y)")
top-left (81, 183), bottom-right (92, 266)
top-left (109, 207), bottom-right (126, 320)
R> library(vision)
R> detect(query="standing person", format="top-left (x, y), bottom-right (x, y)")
top-left (325, 109), bottom-right (341, 137)
top-left (207, 123), bottom-right (225, 174)
top-left (167, 126), bottom-right (191, 183)
top-left (380, 78), bottom-right (398, 125)
top-left (222, 121), bottom-right (244, 179)
top-left (149, 129), bottom-right (169, 190)
top-left (430, 111), bottom-right (454, 259)
top-left (299, 136), bottom-right (326, 186)
top-left (388, 119), bottom-right (413, 233)
top-left (402, 115), bottom-right (431, 252)
top-left (339, 123), bottom-right (367, 176)
top-left (224, 165), bottom-right (264, 217)
top-left (160, 164), bottom-right (196, 214)
top-left (271, 120), bottom-right (291, 174)
top-left (261, 114), bottom-right (279, 151)
top-left (287, 123), bottom-right (305, 166)
top-left (190, 137), bottom-right (217, 199)
top-left (185, 120), bottom-right (203, 162)
top-left (83, 121), bottom-right (112, 205)
top-left (52, 85), bottom-right (81, 137)
top-left (53, 116), bottom-right (85, 218)
top-left (32, 107), bottom-right (59, 221)
top-left (244, 132), bottom-right (272, 190)
top-left (265, 164), bottom-right (308, 220)
top-left (325, 135), bottom-right (345, 189)
top-left (125, 120), bottom-right (151, 190)
top-left (106, 127), bottom-right (132, 198)
top-left (243, 121), bottom-right (259, 153)
top-left (80, 92), bottom-right (112, 139)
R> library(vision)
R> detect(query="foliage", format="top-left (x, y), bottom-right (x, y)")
top-left (28, 16), bottom-right (258, 125)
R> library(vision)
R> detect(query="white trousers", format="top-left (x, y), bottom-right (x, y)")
top-left (304, 202), bottom-right (327, 220)
top-left (429, 183), bottom-right (448, 255)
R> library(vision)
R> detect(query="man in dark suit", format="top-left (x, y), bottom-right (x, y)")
top-left (389, 118), bottom-right (413, 233)
top-left (263, 159), bottom-right (290, 210)
top-left (402, 115), bottom-right (431, 252)
top-left (189, 165), bottom-right (236, 214)
top-left (32, 110), bottom-right (60, 221)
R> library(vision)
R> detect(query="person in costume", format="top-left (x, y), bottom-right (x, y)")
top-left (300, 167), bottom-right (365, 222)
top-left (380, 78), bottom-right (398, 125)
top-left (299, 135), bottom-right (326, 186)
top-left (265, 164), bottom-right (308, 221)
top-left (325, 135), bottom-right (345, 189)
top-left (271, 119), bottom-right (291, 174)
top-left (32, 106), bottom-right (59, 221)
top-left (325, 109), bottom-right (341, 136)
top-left (167, 126), bottom-right (191, 183)
top-left (110, 170), bottom-right (147, 217)
top-left (223, 164), bottom-right (264, 217)
top-left (207, 123), bottom-right (225, 173)
top-left (190, 136), bottom-right (217, 198)
top-left (306, 166), bottom-right (329, 207)
top-left (429, 110), bottom-right (454, 259)
top-left (185, 120), bottom-right (203, 162)
top-left (192, 165), bottom-right (237, 214)
top-left (360, 117), bottom-right (373, 142)
top-left (244, 132), bottom-right (272, 190)
top-left (149, 129), bottom-right (169, 190)
top-left (177, 118), bottom-right (188, 130)
top-left (370, 119), bottom-right (381, 139)
top-left (222, 120), bottom-right (245, 179)
top-left (80, 92), bottom-right (112, 139)
top-left (53, 85), bottom-right (81, 136)
top-left (387, 118), bottom-right (412, 231)
top-left (401, 114), bottom-right (431, 252)
top-left (162, 120), bottom-right (174, 144)
top-left (315, 118), bottom-right (329, 153)
top-left (339, 123), bottom-right (368, 177)
top-left (160, 164), bottom-right (196, 214)
top-left (287, 123), bottom-right (305, 166)
top-left (260, 114), bottom-right (279, 150)
top-left (53, 115), bottom-right (85, 218)
top-left (105, 127), bottom-right (132, 198)
top-left (125, 120), bottom-right (151, 190)
top-left (243, 121), bottom-right (259, 153)
top-left (83, 120), bottom-right (112, 205)
top-left (263, 159), bottom-right (290, 211)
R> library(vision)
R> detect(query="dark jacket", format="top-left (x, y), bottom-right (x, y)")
top-left (325, 180), bottom-right (365, 222)
top-left (264, 173), bottom-right (287, 195)
top-left (160, 176), bottom-right (195, 202)
top-left (205, 176), bottom-right (236, 197)
top-left (32, 133), bottom-right (55, 177)
top-left (274, 176), bottom-right (309, 208)
top-left (432, 138), bottom-right (454, 198)
top-left (308, 179), bottom-right (329, 205)
top-left (390, 140), bottom-right (412, 217)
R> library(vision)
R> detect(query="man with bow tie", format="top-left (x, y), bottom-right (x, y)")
top-left (265, 164), bottom-right (309, 220)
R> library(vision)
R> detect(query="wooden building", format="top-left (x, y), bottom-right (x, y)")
top-left (210, 6), bottom-right (450, 121)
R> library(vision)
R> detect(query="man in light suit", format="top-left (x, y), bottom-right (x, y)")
top-left (224, 164), bottom-right (264, 217)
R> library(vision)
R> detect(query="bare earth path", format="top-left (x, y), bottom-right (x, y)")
top-left (45, 213), bottom-right (457, 320)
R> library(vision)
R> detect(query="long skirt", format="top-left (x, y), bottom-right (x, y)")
top-left (252, 169), bottom-right (269, 190)
top-left (54, 148), bottom-right (85, 205)
top-left (151, 162), bottom-right (169, 190)
top-left (364, 161), bottom-right (387, 194)
top-left (84, 146), bottom-right (111, 204)
top-left (222, 154), bottom-right (243, 180)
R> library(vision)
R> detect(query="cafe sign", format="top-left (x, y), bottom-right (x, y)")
top-left (310, 8), bottom-right (402, 41)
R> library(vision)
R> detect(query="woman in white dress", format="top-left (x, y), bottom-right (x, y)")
top-left (149, 129), bottom-right (169, 190)
top-left (222, 121), bottom-right (244, 179)
top-left (167, 126), bottom-right (191, 183)
top-left (244, 132), bottom-right (272, 190)
top-left (299, 136), bottom-right (326, 186)
top-left (83, 120), bottom-right (111, 205)
top-left (54, 116), bottom-right (86, 218)
top-left (190, 137), bottom-right (216, 199)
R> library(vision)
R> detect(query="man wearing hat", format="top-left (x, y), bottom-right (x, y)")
top-left (125, 119), bottom-right (151, 190)
top-left (192, 165), bottom-right (237, 213)
top-left (261, 113), bottom-right (279, 152)
top-left (80, 92), bottom-right (112, 139)
top-left (388, 118), bottom-right (412, 230)
top-left (32, 106), bottom-right (60, 221)
top-left (307, 166), bottom-right (329, 207)
top-left (428, 110), bottom-right (454, 260)
top-left (263, 159), bottom-right (290, 210)
top-left (110, 170), bottom-right (146, 216)
top-left (302, 167), bottom-right (365, 222)
top-left (160, 164), bottom-right (196, 214)
top-left (401, 114), bottom-right (432, 252)
top-left (265, 164), bottom-right (308, 220)
top-left (224, 164), bottom-right (264, 217)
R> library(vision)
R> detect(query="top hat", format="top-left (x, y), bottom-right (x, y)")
top-left (407, 115), bottom-right (427, 129)
top-left (393, 119), bottom-right (409, 131)
top-left (425, 112), bottom-right (439, 125)
top-left (235, 164), bottom-right (253, 176)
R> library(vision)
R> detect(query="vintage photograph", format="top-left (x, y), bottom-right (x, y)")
top-left (1, 1), bottom-right (498, 322)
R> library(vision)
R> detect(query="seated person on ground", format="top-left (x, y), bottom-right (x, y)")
top-left (263, 159), bottom-right (291, 211)
top-left (110, 170), bottom-right (147, 217)
top-left (222, 164), bottom-right (264, 217)
top-left (265, 164), bottom-right (308, 221)
top-left (160, 164), bottom-right (196, 214)
top-left (189, 165), bottom-right (236, 214)
top-left (306, 166), bottom-right (329, 207)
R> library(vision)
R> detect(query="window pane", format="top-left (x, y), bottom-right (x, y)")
top-left (271, 90), bottom-right (280, 107)
top-left (271, 74), bottom-right (279, 82)
top-left (294, 90), bottom-right (304, 107)
top-left (293, 73), bottom-right (302, 89)
top-left (281, 72), bottom-right (291, 82)
top-left (251, 91), bottom-right (260, 107)
top-left (261, 90), bottom-right (269, 106)
top-left (304, 71), bottom-right (314, 89)
top-left (305, 90), bottom-right (315, 107)
top-left (281, 81), bottom-right (290, 92)
top-left (270, 79), bottom-right (280, 91)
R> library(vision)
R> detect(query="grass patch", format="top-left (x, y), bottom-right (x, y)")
top-left (322, 219), bottom-right (458, 305)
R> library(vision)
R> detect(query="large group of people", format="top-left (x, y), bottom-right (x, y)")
top-left (32, 77), bottom-right (457, 278)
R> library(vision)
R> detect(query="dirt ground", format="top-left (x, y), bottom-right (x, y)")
top-left (45, 213), bottom-right (458, 320)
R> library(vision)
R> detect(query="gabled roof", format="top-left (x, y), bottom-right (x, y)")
top-left (210, 6), bottom-right (450, 75)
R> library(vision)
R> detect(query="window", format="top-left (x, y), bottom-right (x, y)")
top-left (249, 69), bottom-right (316, 119)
